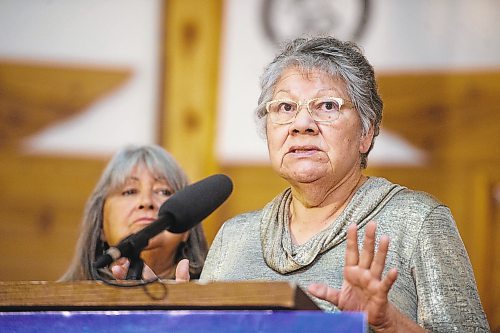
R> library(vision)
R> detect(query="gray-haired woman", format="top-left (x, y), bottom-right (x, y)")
top-left (60, 144), bottom-right (208, 281)
top-left (178, 36), bottom-right (489, 332)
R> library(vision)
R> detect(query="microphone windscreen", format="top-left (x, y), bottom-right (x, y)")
top-left (158, 174), bottom-right (233, 233)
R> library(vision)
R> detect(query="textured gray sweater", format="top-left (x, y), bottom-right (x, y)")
top-left (200, 177), bottom-right (489, 332)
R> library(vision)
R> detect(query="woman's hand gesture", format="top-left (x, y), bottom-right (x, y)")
top-left (308, 221), bottom-right (399, 331)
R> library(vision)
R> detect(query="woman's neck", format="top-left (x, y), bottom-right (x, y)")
top-left (289, 172), bottom-right (367, 245)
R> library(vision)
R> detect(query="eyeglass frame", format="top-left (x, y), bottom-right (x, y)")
top-left (263, 96), bottom-right (354, 125)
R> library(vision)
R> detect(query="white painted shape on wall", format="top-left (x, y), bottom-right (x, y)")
top-left (0, 0), bottom-right (162, 157)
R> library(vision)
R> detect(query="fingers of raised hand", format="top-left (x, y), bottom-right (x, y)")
top-left (307, 283), bottom-right (340, 306)
top-left (345, 223), bottom-right (360, 266)
top-left (381, 268), bottom-right (398, 294)
top-left (346, 221), bottom-right (378, 268)
top-left (359, 221), bottom-right (376, 269)
top-left (344, 221), bottom-right (396, 288)
top-left (371, 235), bottom-right (390, 278)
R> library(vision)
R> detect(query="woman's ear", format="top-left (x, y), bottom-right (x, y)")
top-left (359, 126), bottom-right (375, 154)
top-left (182, 231), bottom-right (190, 243)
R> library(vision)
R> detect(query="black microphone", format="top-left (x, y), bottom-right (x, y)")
top-left (93, 174), bottom-right (233, 269)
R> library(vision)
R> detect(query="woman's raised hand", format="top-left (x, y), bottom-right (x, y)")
top-left (308, 221), bottom-right (399, 331)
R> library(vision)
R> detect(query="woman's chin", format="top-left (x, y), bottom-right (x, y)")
top-left (282, 169), bottom-right (326, 184)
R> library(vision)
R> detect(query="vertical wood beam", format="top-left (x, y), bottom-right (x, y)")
top-left (159, 0), bottom-right (223, 242)
top-left (159, 0), bottom-right (222, 181)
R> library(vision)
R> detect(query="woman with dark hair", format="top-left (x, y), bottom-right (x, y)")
top-left (60, 144), bottom-right (208, 281)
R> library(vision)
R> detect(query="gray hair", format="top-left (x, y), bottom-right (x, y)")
top-left (255, 36), bottom-right (383, 169)
top-left (60, 144), bottom-right (208, 281)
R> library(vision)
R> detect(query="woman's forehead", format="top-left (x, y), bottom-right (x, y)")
top-left (277, 66), bottom-right (342, 84)
top-left (128, 164), bottom-right (168, 180)
top-left (273, 67), bottom-right (347, 96)
top-left (112, 163), bottom-right (167, 186)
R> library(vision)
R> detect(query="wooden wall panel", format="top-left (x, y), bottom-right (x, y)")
top-left (159, 0), bottom-right (223, 242)
top-left (470, 165), bottom-right (500, 328)
top-left (378, 71), bottom-right (500, 162)
top-left (211, 165), bottom-right (289, 234)
top-left (0, 60), bottom-right (130, 152)
top-left (0, 59), bottom-right (130, 279)
top-left (0, 155), bottom-right (106, 280)
top-left (159, 0), bottom-right (222, 179)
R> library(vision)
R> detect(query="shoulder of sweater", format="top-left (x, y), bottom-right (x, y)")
top-left (370, 177), bottom-right (452, 222)
top-left (391, 184), bottom-right (447, 211)
top-left (222, 209), bottom-right (263, 229)
top-left (385, 185), bottom-right (455, 228)
top-left (367, 176), bottom-right (443, 210)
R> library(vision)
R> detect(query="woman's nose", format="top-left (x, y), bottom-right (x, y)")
top-left (138, 192), bottom-right (155, 210)
top-left (289, 105), bottom-right (319, 135)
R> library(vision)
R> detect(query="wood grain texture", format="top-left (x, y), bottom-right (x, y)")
top-left (0, 281), bottom-right (319, 311)
top-left (0, 60), bottom-right (130, 152)
top-left (159, 0), bottom-right (223, 242)
top-left (159, 0), bottom-right (222, 180)
top-left (0, 155), bottom-right (107, 281)
top-left (378, 71), bottom-right (500, 162)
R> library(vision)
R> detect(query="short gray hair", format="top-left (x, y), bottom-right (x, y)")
top-left (255, 36), bottom-right (383, 169)
top-left (60, 144), bottom-right (208, 281)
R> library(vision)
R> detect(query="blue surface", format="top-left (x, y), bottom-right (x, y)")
top-left (0, 310), bottom-right (366, 333)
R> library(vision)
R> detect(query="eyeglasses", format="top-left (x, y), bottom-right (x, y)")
top-left (264, 96), bottom-right (354, 125)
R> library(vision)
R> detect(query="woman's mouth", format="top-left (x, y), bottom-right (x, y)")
top-left (288, 146), bottom-right (321, 155)
top-left (133, 217), bottom-right (157, 225)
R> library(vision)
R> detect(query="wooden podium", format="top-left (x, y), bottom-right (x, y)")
top-left (0, 280), bottom-right (318, 311)
top-left (0, 281), bottom-right (367, 332)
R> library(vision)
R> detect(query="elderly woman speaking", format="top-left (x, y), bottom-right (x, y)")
top-left (181, 37), bottom-right (489, 332)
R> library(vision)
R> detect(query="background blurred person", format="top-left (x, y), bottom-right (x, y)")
top-left (60, 144), bottom-right (207, 281)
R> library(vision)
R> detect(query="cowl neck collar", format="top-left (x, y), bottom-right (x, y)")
top-left (260, 177), bottom-right (405, 274)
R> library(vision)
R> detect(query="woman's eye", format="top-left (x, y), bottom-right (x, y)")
top-left (318, 101), bottom-right (339, 112)
top-left (121, 188), bottom-right (137, 196)
top-left (279, 102), bottom-right (295, 113)
top-left (158, 189), bottom-right (173, 196)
